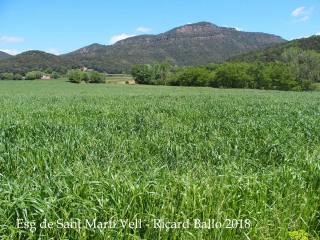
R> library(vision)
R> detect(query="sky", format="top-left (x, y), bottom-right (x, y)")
top-left (0, 0), bottom-right (320, 55)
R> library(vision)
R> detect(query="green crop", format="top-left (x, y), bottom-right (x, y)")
top-left (0, 80), bottom-right (319, 239)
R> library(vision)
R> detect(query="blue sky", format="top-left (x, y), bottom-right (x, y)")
top-left (0, 0), bottom-right (319, 55)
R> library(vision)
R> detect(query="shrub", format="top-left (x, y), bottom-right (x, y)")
top-left (0, 72), bottom-right (14, 80)
top-left (51, 72), bottom-right (59, 79)
top-left (300, 79), bottom-right (316, 91)
top-left (68, 70), bottom-right (85, 83)
top-left (89, 71), bottom-right (105, 83)
top-left (25, 71), bottom-right (42, 80)
top-left (13, 74), bottom-right (23, 80)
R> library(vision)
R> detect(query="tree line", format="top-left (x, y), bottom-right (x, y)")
top-left (0, 69), bottom-right (105, 83)
top-left (131, 48), bottom-right (320, 91)
top-left (68, 70), bottom-right (105, 83)
top-left (0, 69), bottom-right (60, 80)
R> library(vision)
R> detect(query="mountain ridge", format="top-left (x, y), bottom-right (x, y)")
top-left (63, 22), bottom-right (286, 73)
top-left (66, 43), bottom-right (106, 55)
top-left (115, 22), bottom-right (283, 45)
top-left (0, 21), bottom-right (287, 74)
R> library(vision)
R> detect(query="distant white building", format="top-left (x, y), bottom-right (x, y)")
top-left (41, 75), bottom-right (51, 80)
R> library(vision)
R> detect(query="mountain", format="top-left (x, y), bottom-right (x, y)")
top-left (228, 35), bottom-right (320, 62)
top-left (63, 22), bottom-right (286, 73)
top-left (67, 43), bottom-right (106, 55)
top-left (0, 51), bottom-right (12, 60)
top-left (0, 51), bottom-right (78, 74)
top-left (0, 22), bottom-right (287, 74)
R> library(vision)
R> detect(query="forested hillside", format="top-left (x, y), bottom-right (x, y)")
top-left (0, 51), bottom-right (78, 75)
top-left (229, 35), bottom-right (320, 62)
top-left (0, 51), bottom-right (12, 60)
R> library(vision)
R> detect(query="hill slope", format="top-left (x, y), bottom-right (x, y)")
top-left (228, 35), bottom-right (320, 62)
top-left (0, 51), bottom-right (12, 60)
top-left (64, 22), bottom-right (286, 73)
top-left (0, 51), bottom-right (78, 74)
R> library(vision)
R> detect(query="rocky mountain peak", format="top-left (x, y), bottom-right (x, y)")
top-left (172, 22), bottom-right (219, 34)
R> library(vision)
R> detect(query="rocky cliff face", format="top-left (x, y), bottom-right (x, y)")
top-left (170, 22), bottom-right (220, 34)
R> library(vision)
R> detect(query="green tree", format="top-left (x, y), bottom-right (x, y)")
top-left (249, 62), bottom-right (272, 89)
top-left (266, 61), bottom-right (296, 90)
top-left (131, 64), bottom-right (153, 84)
top-left (282, 48), bottom-right (320, 85)
top-left (45, 67), bottom-right (53, 74)
top-left (152, 61), bottom-right (170, 85)
top-left (214, 63), bottom-right (253, 88)
top-left (170, 66), bottom-right (213, 86)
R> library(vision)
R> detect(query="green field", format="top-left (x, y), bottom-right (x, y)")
top-left (0, 79), bottom-right (319, 239)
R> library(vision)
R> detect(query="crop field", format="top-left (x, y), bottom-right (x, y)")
top-left (0, 79), bottom-right (319, 239)
top-left (104, 75), bottom-right (135, 84)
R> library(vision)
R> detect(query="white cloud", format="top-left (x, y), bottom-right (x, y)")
top-left (299, 16), bottom-right (310, 22)
top-left (291, 7), bottom-right (305, 17)
top-left (136, 27), bottom-right (151, 32)
top-left (291, 6), bottom-right (314, 22)
top-left (109, 34), bottom-right (135, 44)
top-left (0, 49), bottom-right (21, 55)
top-left (316, 32), bottom-right (320, 36)
top-left (0, 35), bottom-right (24, 43)
top-left (45, 48), bottom-right (60, 55)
